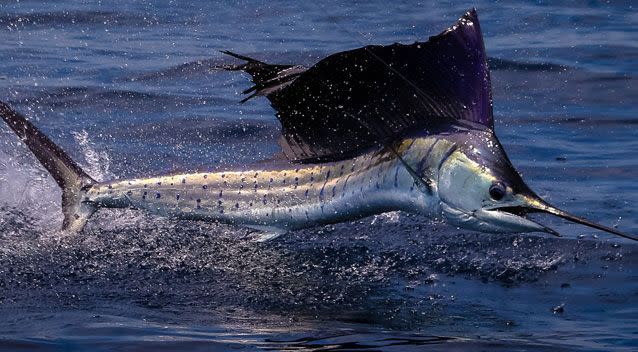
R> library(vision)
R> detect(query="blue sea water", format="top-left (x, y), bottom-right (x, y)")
top-left (0, 0), bottom-right (636, 351)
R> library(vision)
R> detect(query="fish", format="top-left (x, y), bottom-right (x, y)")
top-left (0, 9), bottom-right (635, 241)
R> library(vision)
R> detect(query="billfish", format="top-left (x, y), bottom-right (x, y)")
top-left (0, 10), bottom-right (635, 241)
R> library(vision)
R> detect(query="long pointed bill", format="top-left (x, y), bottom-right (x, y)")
top-left (524, 197), bottom-right (637, 242)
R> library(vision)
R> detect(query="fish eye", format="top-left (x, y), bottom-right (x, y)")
top-left (489, 181), bottom-right (507, 201)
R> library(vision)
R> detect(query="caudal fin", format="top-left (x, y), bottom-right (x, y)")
top-left (0, 101), bottom-right (96, 232)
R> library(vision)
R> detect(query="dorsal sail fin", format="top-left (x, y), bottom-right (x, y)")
top-left (220, 51), bottom-right (306, 102)
top-left (225, 9), bottom-right (493, 162)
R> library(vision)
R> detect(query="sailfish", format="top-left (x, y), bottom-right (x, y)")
top-left (0, 9), bottom-right (635, 241)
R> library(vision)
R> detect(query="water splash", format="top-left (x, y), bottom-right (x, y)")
top-left (0, 140), bottom-right (60, 227)
top-left (370, 211), bottom-right (402, 225)
top-left (72, 130), bottom-right (114, 182)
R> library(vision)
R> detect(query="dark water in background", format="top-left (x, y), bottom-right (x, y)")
top-left (0, 0), bottom-right (636, 351)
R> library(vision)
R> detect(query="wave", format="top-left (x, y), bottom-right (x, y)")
top-left (488, 57), bottom-right (571, 72)
top-left (496, 116), bottom-right (638, 126)
top-left (124, 50), bottom-right (326, 83)
top-left (9, 86), bottom-right (236, 112)
top-left (0, 11), bottom-right (160, 30)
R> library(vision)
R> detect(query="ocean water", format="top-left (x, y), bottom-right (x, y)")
top-left (0, 1), bottom-right (636, 351)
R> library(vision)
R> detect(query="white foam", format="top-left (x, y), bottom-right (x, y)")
top-left (72, 129), bottom-right (114, 182)
top-left (0, 136), bottom-right (61, 228)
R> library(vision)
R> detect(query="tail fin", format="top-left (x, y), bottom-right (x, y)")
top-left (220, 50), bottom-right (306, 102)
top-left (0, 101), bottom-right (96, 232)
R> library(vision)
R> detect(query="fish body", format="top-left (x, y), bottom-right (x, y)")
top-left (88, 135), bottom-right (456, 231)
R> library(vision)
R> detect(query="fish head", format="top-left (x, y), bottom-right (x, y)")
top-left (434, 130), bottom-right (635, 241)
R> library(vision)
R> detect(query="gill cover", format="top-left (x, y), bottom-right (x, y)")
top-left (436, 135), bottom-right (558, 236)
top-left (437, 132), bottom-right (637, 241)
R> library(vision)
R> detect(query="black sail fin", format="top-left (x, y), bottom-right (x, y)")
top-left (220, 51), bottom-right (307, 103)
top-left (226, 9), bottom-right (493, 162)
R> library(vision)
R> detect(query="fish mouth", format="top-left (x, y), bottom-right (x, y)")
top-left (490, 200), bottom-right (637, 241)
top-left (476, 206), bottom-right (562, 237)
top-left (491, 206), bottom-right (535, 218)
